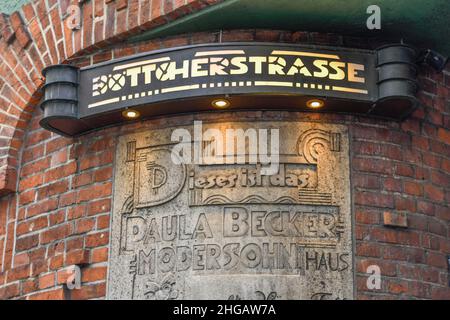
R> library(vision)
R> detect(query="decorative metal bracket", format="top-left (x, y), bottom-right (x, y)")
top-left (371, 44), bottom-right (418, 118)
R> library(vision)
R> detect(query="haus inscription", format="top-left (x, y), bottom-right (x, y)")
top-left (107, 121), bottom-right (354, 299)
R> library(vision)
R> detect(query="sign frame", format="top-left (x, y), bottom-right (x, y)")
top-left (40, 42), bottom-right (419, 136)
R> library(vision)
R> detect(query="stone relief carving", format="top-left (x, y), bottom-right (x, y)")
top-left (108, 122), bottom-right (353, 300)
top-left (144, 274), bottom-right (179, 300)
top-left (134, 147), bottom-right (186, 208)
top-left (297, 129), bottom-right (341, 164)
top-left (228, 291), bottom-right (278, 300)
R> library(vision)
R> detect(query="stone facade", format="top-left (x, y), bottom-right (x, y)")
top-left (0, 0), bottom-right (449, 300)
top-left (108, 121), bottom-right (353, 300)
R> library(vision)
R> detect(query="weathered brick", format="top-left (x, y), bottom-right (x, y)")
top-left (81, 266), bottom-right (107, 283)
top-left (15, 234), bottom-right (39, 251)
top-left (383, 211), bottom-right (408, 228)
top-left (395, 164), bottom-right (415, 177)
top-left (38, 272), bottom-right (55, 289)
top-left (91, 247), bottom-right (108, 263)
top-left (49, 255), bottom-right (64, 270)
top-left (16, 216), bottom-right (48, 235)
top-left (7, 264), bottom-right (30, 282)
top-left (424, 184), bottom-right (445, 202)
top-left (75, 217), bottom-right (95, 234)
top-left (44, 162), bottom-right (77, 183)
top-left (37, 180), bottom-right (70, 200)
top-left (28, 288), bottom-right (65, 300)
top-left (404, 181), bottom-right (423, 196)
top-left (85, 232), bottom-right (109, 248)
top-left (0, 283), bottom-right (20, 299)
top-left (21, 279), bottom-right (38, 295)
top-left (87, 198), bottom-right (111, 216)
top-left (65, 249), bottom-right (90, 266)
top-left (27, 198), bottom-right (59, 218)
top-left (77, 182), bottom-right (112, 203)
top-left (355, 191), bottom-right (394, 208)
top-left (40, 223), bottom-right (72, 244)
top-left (69, 282), bottom-right (106, 300)
top-left (15, 25), bottom-right (32, 48)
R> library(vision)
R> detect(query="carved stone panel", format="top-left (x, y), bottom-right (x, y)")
top-left (107, 121), bottom-right (354, 300)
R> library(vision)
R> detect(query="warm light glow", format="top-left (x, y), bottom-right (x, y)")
top-left (122, 109), bottom-right (140, 119)
top-left (306, 99), bottom-right (325, 109)
top-left (211, 99), bottom-right (230, 108)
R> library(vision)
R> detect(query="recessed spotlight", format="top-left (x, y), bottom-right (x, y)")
top-left (211, 99), bottom-right (230, 109)
top-left (122, 109), bottom-right (140, 119)
top-left (306, 99), bottom-right (324, 109)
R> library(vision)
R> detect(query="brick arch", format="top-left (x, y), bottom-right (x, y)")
top-left (0, 2), bottom-right (448, 301)
top-left (0, 0), bottom-right (221, 196)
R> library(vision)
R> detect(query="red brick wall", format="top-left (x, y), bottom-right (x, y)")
top-left (0, 0), bottom-right (223, 196)
top-left (0, 1), bottom-right (449, 300)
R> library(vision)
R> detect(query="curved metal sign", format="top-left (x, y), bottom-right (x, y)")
top-left (40, 43), bottom-right (418, 136)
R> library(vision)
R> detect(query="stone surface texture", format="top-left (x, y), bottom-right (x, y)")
top-left (108, 121), bottom-right (353, 300)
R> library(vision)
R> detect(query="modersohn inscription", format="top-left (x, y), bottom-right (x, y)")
top-left (108, 121), bottom-right (353, 300)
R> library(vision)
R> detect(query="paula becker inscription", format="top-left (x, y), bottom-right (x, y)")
top-left (107, 121), bottom-right (354, 300)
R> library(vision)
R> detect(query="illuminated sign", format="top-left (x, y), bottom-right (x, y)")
top-left (84, 45), bottom-right (374, 113)
top-left (40, 43), bottom-right (418, 136)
